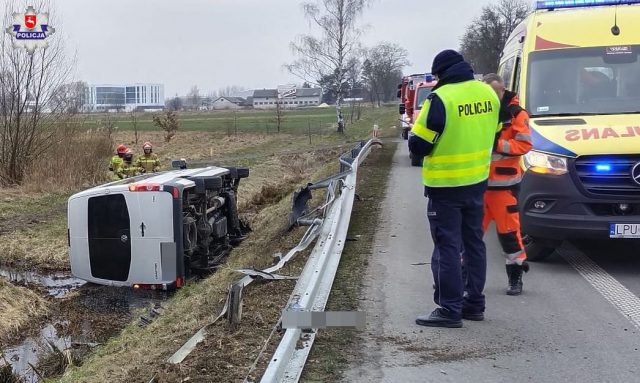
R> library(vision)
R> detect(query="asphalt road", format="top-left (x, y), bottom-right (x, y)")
top-left (345, 142), bottom-right (640, 383)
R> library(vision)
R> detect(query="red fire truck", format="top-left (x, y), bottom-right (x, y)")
top-left (397, 74), bottom-right (438, 166)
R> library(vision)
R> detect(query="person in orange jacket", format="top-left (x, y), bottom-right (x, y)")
top-left (482, 73), bottom-right (533, 296)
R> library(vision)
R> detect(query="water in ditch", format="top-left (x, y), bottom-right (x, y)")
top-left (0, 266), bottom-right (171, 382)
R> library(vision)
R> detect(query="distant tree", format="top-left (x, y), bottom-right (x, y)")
top-left (98, 112), bottom-right (116, 139)
top-left (218, 85), bottom-right (245, 97)
top-left (50, 81), bottom-right (86, 114)
top-left (345, 57), bottom-right (364, 123)
top-left (362, 42), bottom-right (410, 106)
top-left (460, 0), bottom-right (530, 74)
top-left (167, 96), bottom-right (183, 111)
top-left (153, 111), bottom-right (180, 142)
top-left (302, 81), bottom-right (311, 88)
top-left (287, 0), bottom-right (372, 133)
top-left (0, 0), bottom-right (79, 184)
top-left (273, 99), bottom-right (286, 133)
top-left (187, 85), bottom-right (201, 110)
top-left (130, 111), bottom-right (139, 145)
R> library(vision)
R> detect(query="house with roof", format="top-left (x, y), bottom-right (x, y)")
top-left (252, 87), bottom-right (322, 109)
top-left (211, 96), bottom-right (250, 110)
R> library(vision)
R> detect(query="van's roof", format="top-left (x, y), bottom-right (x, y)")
top-left (70, 166), bottom-right (230, 199)
top-left (528, 4), bottom-right (640, 50)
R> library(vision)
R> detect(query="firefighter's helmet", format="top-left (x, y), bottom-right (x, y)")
top-left (116, 144), bottom-right (127, 154)
top-left (143, 142), bottom-right (152, 150)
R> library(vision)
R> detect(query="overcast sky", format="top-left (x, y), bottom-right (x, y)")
top-left (41, 0), bottom-right (494, 97)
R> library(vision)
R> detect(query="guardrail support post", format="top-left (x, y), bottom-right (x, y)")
top-left (228, 283), bottom-right (244, 328)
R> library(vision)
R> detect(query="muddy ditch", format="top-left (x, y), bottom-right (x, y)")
top-left (0, 266), bottom-right (170, 382)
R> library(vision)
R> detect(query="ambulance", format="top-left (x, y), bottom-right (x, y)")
top-left (499, 0), bottom-right (640, 260)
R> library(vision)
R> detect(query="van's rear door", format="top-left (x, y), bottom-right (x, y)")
top-left (126, 192), bottom-right (175, 284)
top-left (87, 194), bottom-right (131, 281)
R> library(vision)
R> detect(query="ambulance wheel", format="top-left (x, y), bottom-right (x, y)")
top-left (410, 153), bottom-right (422, 167)
top-left (524, 236), bottom-right (558, 262)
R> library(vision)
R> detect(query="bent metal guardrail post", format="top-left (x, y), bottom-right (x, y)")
top-left (164, 139), bottom-right (381, 378)
top-left (258, 138), bottom-right (382, 383)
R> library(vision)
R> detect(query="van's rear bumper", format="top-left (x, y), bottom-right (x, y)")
top-left (519, 171), bottom-right (640, 240)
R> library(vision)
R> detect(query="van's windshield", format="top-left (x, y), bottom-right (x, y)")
top-left (415, 87), bottom-right (433, 110)
top-left (527, 46), bottom-right (640, 117)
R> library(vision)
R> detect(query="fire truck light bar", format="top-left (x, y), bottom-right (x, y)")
top-left (536, 0), bottom-right (640, 10)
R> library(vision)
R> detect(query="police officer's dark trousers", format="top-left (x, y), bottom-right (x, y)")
top-left (428, 187), bottom-right (486, 319)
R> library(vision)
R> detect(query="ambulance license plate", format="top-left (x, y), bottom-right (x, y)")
top-left (609, 223), bottom-right (640, 238)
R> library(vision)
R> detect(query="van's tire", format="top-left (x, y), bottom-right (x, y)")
top-left (410, 153), bottom-right (423, 167)
top-left (524, 236), bottom-right (559, 262)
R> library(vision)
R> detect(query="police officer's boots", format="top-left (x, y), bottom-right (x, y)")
top-left (506, 262), bottom-right (529, 296)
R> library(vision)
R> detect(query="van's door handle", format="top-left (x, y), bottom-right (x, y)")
top-left (140, 222), bottom-right (146, 237)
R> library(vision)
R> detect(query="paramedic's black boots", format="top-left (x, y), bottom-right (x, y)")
top-left (506, 262), bottom-right (530, 296)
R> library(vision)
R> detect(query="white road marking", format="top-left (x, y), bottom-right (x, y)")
top-left (559, 243), bottom-right (640, 331)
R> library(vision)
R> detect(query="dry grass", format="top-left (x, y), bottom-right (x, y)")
top-left (0, 279), bottom-right (50, 346)
top-left (0, 215), bottom-right (68, 272)
top-left (112, 131), bottom-right (285, 163)
top-left (23, 130), bottom-right (113, 194)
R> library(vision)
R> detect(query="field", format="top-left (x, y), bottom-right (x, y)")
top-left (79, 106), bottom-right (361, 135)
top-left (0, 105), bottom-right (398, 382)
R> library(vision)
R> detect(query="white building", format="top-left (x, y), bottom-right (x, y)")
top-left (211, 96), bottom-right (250, 110)
top-left (83, 83), bottom-right (164, 112)
top-left (252, 87), bottom-right (322, 109)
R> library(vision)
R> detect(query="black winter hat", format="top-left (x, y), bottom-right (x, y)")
top-left (431, 50), bottom-right (464, 76)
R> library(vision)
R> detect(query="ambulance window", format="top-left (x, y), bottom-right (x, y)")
top-left (500, 57), bottom-right (516, 89)
top-left (513, 56), bottom-right (522, 94)
top-left (527, 46), bottom-right (640, 116)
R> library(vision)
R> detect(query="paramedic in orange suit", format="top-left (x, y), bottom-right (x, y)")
top-left (482, 73), bottom-right (533, 296)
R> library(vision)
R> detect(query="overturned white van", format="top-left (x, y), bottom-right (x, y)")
top-left (68, 165), bottom-right (249, 290)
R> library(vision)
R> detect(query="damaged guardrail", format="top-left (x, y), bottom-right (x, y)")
top-left (163, 139), bottom-right (382, 382)
top-left (259, 138), bottom-right (382, 383)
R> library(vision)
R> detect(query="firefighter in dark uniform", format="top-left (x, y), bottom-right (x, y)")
top-left (409, 50), bottom-right (500, 328)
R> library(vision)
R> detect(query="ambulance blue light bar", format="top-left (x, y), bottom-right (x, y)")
top-left (595, 163), bottom-right (612, 172)
top-left (536, 0), bottom-right (640, 10)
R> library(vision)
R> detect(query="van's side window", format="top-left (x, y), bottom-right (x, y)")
top-left (500, 56), bottom-right (516, 90)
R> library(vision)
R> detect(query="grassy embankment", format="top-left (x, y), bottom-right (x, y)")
top-left (51, 106), bottom-right (397, 383)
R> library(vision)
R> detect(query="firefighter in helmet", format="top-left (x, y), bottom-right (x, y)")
top-left (109, 144), bottom-right (128, 180)
top-left (117, 149), bottom-right (141, 179)
top-left (135, 142), bottom-right (161, 173)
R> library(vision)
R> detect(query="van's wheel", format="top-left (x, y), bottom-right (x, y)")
top-left (523, 235), bottom-right (558, 262)
top-left (410, 153), bottom-right (422, 167)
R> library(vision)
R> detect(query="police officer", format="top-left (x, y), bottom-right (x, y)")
top-left (409, 50), bottom-right (500, 328)
top-left (482, 73), bottom-right (533, 296)
top-left (135, 142), bottom-right (161, 173)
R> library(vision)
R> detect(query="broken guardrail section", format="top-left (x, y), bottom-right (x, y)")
top-left (259, 138), bottom-right (382, 383)
top-left (164, 139), bottom-right (382, 380)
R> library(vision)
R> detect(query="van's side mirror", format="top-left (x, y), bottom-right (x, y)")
top-left (172, 159), bottom-right (187, 170)
top-left (399, 104), bottom-right (406, 115)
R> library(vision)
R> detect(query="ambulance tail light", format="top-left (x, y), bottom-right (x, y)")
top-left (129, 183), bottom-right (161, 192)
top-left (536, 0), bottom-right (640, 10)
top-left (524, 151), bottom-right (568, 175)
